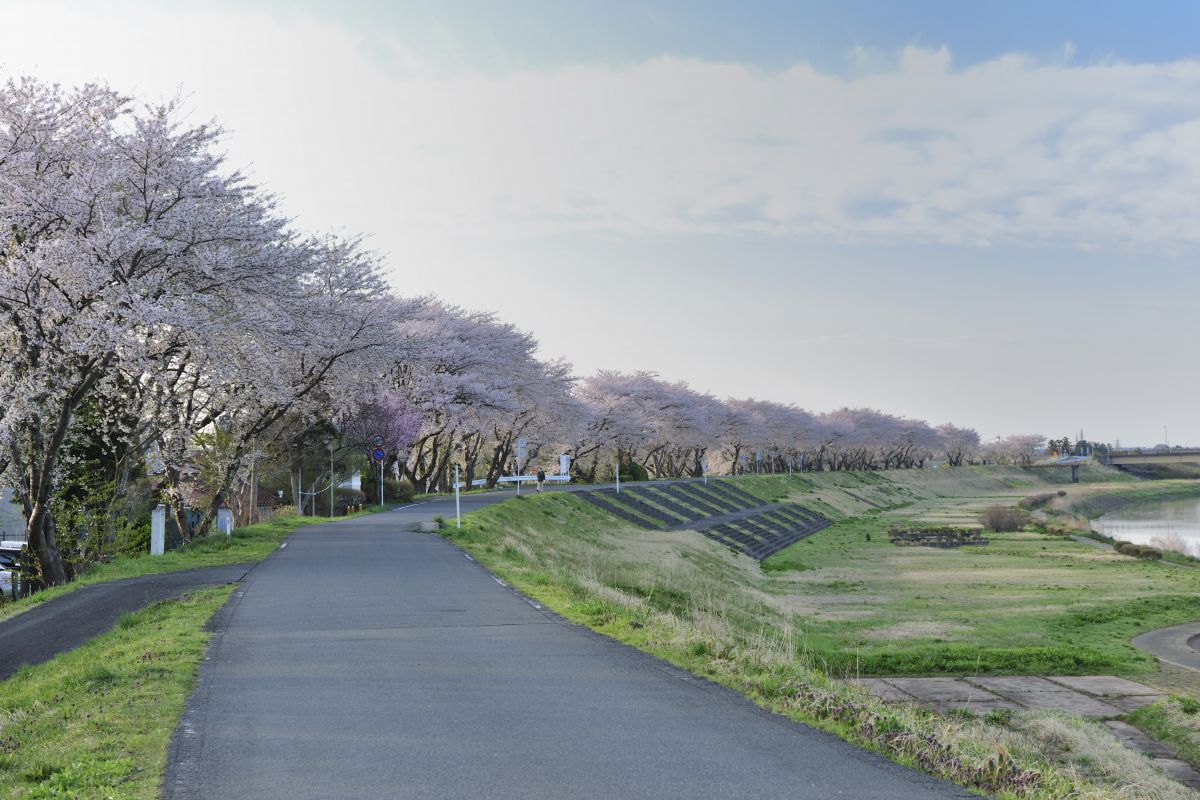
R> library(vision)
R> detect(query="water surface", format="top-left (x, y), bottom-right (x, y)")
top-left (1091, 496), bottom-right (1200, 553)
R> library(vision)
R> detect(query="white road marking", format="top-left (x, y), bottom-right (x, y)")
top-left (279, 543), bottom-right (287, 549)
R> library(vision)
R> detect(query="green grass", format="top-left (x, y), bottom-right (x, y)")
top-left (440, 490), bottom-right (1138, 798)
top-left (439, 468), bottom-right (1200, 797)
top-left (1127, 696), bottom-right (1200, 771)
top-left (0, 507), bottom-right (385, 624)
top-left (760, 512), bottom-right (1200, 676)
top-left (0, 586), bottom-right (233, 799)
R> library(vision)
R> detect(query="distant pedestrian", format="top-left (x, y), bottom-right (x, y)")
top-left (536, 468), bottom-right (546, 492)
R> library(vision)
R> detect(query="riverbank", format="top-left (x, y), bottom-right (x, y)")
top-left (442, 466), bottom-right (1200, 797)
top-left (1063, 481), bottom-right (1200, 521)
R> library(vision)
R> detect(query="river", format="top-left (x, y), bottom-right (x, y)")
top-left (1090, 496), bottom-right (1200, 554)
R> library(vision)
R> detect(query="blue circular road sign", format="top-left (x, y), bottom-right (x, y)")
top-left (371, 448), bottom-right (386, 463)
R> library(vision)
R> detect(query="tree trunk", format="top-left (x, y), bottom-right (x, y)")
top-left (25, 504), bottom-right (69, 587)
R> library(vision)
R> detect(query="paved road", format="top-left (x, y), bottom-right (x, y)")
top-left (1133, 621), bottom-right (1200, 671)
top-left (164, 493), bottom-right (970, 799)
top-left (0, 563), bottom-right (252, 680)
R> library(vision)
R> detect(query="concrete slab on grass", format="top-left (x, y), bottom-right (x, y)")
top-left (1152, 758), bottom-right (1200, 789)
top-left (1103, 721), bottom-right (1177, 759)
top-left (849, 675), bottom-right (1198, 787)
top-left (1049, 675), bottom-right (1165, 697)
top-left (887, 677), bottom-right (1006, 704)
top-left (850, 678), bottom-right (915, 702)
top-left (966, 677), bottom-right (1122, 717)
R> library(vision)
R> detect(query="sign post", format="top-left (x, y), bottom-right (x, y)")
top-left (615, 462), bottom-right (620, 494)
top-left (371, 444), bottom-right (386, 507)
top-left (516, 438), bottom-right (527, 496)
top-left (454, 464), bottom-right (461, 529)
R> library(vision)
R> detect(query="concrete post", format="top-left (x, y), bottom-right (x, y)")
top-left (151, 505), bottom-right (166, 555)
top-left (217, 507), bottom-right (234, 537)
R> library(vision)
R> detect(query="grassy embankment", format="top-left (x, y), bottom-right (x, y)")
top-left (0, 506), bottom-right (386, 624)
top-left (442, 465), bottom-right (1200, 798)
top-left (0, 587), bottom-right (233, 799)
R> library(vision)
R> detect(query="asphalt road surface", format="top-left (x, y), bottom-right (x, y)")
top-left (164, 493), bottom-right (971, 799)
top-left (1132, 620), bottom-right (1200, 671)
top-left (0, 562), bottom-right (253, 680)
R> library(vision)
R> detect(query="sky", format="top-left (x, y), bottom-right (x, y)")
top-left (1, 0), bottom-right (1198, 446)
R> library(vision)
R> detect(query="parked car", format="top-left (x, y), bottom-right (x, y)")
top-left (0, 541), bottom-right (25, 601)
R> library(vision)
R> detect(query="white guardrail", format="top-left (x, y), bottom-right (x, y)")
top-left (468, 475), bottom-right (570, 487)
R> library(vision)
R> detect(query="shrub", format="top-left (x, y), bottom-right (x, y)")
top-left (334, 487), bottom-right (364, 515)
top-left (1029, 520), bottom-right (1076, 537)
top-left (114, 519), bottom-right (152, 557)
top-left (1113, 540), bottom-right (1162, 560)
top-left (1017, 493), bottom-right (1057, 510)
top-left (383, 478), bottom-right (415, 503)
top-left (620, 462), bottom-right (649, 482)
top-left (981, 505), bottom-right (1030, 532)
top-left (1149, 531), bottom-right (1195, 558)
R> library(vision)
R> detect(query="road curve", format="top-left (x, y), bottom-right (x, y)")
top-left (0, 562), bottom-right (252, 681)
top-left (1132, 621), bottom-right (1200, 671)
top-left (164, 494), bottom-right (970, 799)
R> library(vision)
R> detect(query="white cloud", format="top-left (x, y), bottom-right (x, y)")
top-left (2, 2), bottom-right (1200, 251)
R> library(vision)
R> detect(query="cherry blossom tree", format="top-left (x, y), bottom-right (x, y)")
top-left (0, 79), bottom-right (296, 583)
top-left (0, 75), bottom-right (1028, 591)
top-left (937, 423), bottom-right (981, 467)
top-left (982, 434), bottom-right (1046, 466)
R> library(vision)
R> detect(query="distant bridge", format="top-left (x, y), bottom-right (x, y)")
top-left (1027, 455), bottom-right (1090, 482)
top-left (1102, 448), bottom-right (1200, 466)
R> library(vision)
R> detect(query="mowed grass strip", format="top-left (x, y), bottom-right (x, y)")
top-left (0, 507), bottom-right (386, 624)
top-left (0, 586), bottom-right (233, 799)
top-left (762, 512), bottom-right (1200, 676)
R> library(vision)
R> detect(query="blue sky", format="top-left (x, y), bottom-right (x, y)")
top-left (273, 0), bottom-right (1200, 73)
top-left (2, 1), bottom-right (1199, 445)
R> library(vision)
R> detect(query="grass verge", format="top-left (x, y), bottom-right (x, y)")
top-left (0, 506), bottom-right (385, 624)
top-left (0, 586), bottom-right (233, 799)
top-left (1127, 696), bottom-right (1200, 771)
top-left (442, 490), bottom-right (1192, 798)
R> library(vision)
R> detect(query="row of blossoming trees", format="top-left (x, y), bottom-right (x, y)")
top-left (0, 80), bottom-right (1043, 587)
